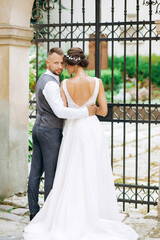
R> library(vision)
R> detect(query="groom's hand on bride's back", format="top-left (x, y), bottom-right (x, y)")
top-left (87, 104), bottom-right (97, 116)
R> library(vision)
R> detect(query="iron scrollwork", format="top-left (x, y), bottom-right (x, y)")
top-left (143, 0), bottom-right (160, 14)
top-left (32, 0), bottom-right (44, 22)
top-left (143, 0), bottom-right (158, 6)
top-left (155, 3), bottom-right (160, 14)
top-left (43, 0), bottom-right (54, 11)
top-left (32, 0), bottom-right (54, 23)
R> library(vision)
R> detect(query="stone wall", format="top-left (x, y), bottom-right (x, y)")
top-left (0, 0), bottom-right (34, 198)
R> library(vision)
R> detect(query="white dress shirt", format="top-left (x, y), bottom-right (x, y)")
top-left (43, 70), bottom-right (89, 119)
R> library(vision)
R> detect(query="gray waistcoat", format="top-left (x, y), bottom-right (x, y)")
top-left (35, 73), bottom-right (64, 129)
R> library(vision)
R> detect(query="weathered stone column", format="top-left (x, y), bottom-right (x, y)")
top-left (0, 0), bottom-right (34, 198)
top-left (88, 34), bottom-right (108, 70)
top-left (155, 20), bottom-right (160, 221)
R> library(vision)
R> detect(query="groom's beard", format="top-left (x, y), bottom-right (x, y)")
top-left (52, 69), bottom-right (63, 76)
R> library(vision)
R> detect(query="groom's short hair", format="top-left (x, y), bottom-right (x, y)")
top-left (48, 48), bottom-right (64, 57)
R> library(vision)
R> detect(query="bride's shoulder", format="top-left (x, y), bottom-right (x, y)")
top-left (88, 76), bottom-right (100, 81)
top-left (60, 79), bottom-right (67, 92)
top-left (89, 76), bottom-right (101, 86)
top-left (94, 77), bottom-right (102, 86)
top-left (60, 78), bottom-right (67, 86)
top-left (94, 77), bottom-right (101, 81)
top-left (60, 78), bottom-right (73, 89)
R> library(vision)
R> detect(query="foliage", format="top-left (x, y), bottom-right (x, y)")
top-left (60, 69), bottom-right (123, 91)
top-left (29, 45), bottom-right (47, 92)
top-left (60, 69), bottom-right (70, 81)
top-left (29, 67), bottom-right (36, 93)
top-left (85, 69), bottom-right (123, 91)
top-left (108, 56), bottom-right (136, 78)
top-left (28, 122), bottom-right (34, 162)
top-left (29, 44), bottom-right (160, 104)
top-left (29, 43), bottom-right (160, 92)
top-left (151, 62), bottom-right (160, 86)
top-left (108, 55), bottom-right (160, 86)
top-left (30, 45), bottom-right (47, 78)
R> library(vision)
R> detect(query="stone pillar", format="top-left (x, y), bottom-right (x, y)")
top-left (155, 20), bottom-right (160, 221)
top-left (88, 34), bottom-right (108, 70)
top-left (101, 40), bottom-right (108, 70)
top-left (158, 148), bottom-right (160, 221)
top-left (88, 37), bottom-right (95, 70)
top-left (0, 0), bottom-right (34, 198)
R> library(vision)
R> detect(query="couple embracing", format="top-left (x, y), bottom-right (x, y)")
top-left (24, 47), bottom-right (138, 240)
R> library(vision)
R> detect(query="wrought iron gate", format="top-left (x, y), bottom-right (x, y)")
top-left (30, 0), bottom-right (160, 211)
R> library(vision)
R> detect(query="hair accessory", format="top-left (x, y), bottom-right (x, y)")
top-left (65, 55), bottom-right (81, 62)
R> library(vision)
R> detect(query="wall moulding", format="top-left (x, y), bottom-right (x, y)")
top-left (0, 24), bottom-right (33, 46)
top-left (155, 20), bottom-right (160, 35)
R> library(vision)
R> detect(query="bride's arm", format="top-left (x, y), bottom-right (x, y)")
top-left (60, 82), bottom-right (67, 107)
top-left (96, 79), bottom-right (108, 117)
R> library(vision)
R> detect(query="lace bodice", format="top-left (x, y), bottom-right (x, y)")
top-left (62, 77), bottom-right (99, 108)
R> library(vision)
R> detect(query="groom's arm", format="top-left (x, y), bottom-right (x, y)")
top-left (43, 81), bottom-right (91, 119)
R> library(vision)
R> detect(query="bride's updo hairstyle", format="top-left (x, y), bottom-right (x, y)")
top-left (64, 47), bottom-right (89, 68)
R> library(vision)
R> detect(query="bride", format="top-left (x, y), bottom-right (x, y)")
top-left (24, 47), bottom-right (138, 240)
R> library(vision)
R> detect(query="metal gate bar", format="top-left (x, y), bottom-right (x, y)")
top-left (30, 0), bottom-right (160, 211)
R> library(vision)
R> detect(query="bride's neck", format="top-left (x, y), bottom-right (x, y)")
top-left (74, 66), bottom-right (86, 78)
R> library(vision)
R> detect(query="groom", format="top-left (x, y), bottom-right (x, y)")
top-left (28, 47), bottom-right (97, 221)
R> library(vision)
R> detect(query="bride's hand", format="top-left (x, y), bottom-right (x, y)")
top-left (87, 104), bottom-right (97, 116)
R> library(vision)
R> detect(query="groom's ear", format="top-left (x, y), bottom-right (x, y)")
top-left (46, 59), bottom-right (49, 68)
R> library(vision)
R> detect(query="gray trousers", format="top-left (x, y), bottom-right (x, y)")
top-left (28, 124), bottom-right (62, 216)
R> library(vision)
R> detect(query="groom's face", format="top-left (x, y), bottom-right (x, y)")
top-left (46, 52), bottom-right (64, 76)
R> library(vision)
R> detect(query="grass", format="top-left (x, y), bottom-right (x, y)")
top-left (6, 207), bottom-right (16, 213)
top-left (25, 211), bottom-right (30, 216)
top-left (0, 198), bottom-right (5, 203)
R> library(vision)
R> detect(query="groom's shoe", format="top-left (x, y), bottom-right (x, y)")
top-left (30, 214), bottom-right (36, 221)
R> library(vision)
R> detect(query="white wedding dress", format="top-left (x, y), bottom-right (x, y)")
top-left (24, 78), bottom-right (138, 240)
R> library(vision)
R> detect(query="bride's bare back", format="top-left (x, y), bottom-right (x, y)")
top-left (65, 76), bottom-right (96, 106)
top-left (61, 74), bottom-right (107, 117)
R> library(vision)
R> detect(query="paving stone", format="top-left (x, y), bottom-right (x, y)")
top-left (0, 123), bottom-right (159, 239)
top-left (20, 216), bottom-right (29, 224)
top-left (0, 237), bottom-right (22, 240)
top-left (128, 211), bottom-right (145, 219)
top-left (0, 208), bottom-right (159, 239)
top-left (145, 211), bottom-right (158, 220)
top-left (101, 122), bottom-right (160, 186)
top-left (145, 238), bottom-right (160, 240)
top-left (0, 212), bottom-right (23, 222)
top-left (0, 219), bottom-right (25, 238)
top-left (149, 223), bottom-right (160, 238)
top-left (124, 218), bottom-right (158, 239)
top-left (11, 208), bottom-right (29, 216)
top-left (0, 205), bottom-right (14, 211)
top-left (3, 196), bottom-right (28, 208)
top-left (119, 212), bottom-right (129, 222)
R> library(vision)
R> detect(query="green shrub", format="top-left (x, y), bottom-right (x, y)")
top-left (29, 68), bottom-right (36, 93)
top-left (29, 44), bottom-right (160, 91)
top-left (108, 56), bottom-right (123, 72)
top-left (151, 62), bottom-right (160, 86)
top-left (29, 45), bottom-right (47, 73)
top-left (126, 56), bottom-right (136, 78)
top-left (60, 69), bottom-right (123, 91)
top-left (108, 56), bottom-right (136, 78)
top-left (108, 55), bottom-right (160, 86)
top-left (28, 122), bottom-right (34, 162)
top-left (85, 70), bottom-right (95, 78)
top-left (85, 69), bottom-right (123, 91)
top-left (60, 69), bottom-right (70, 81)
